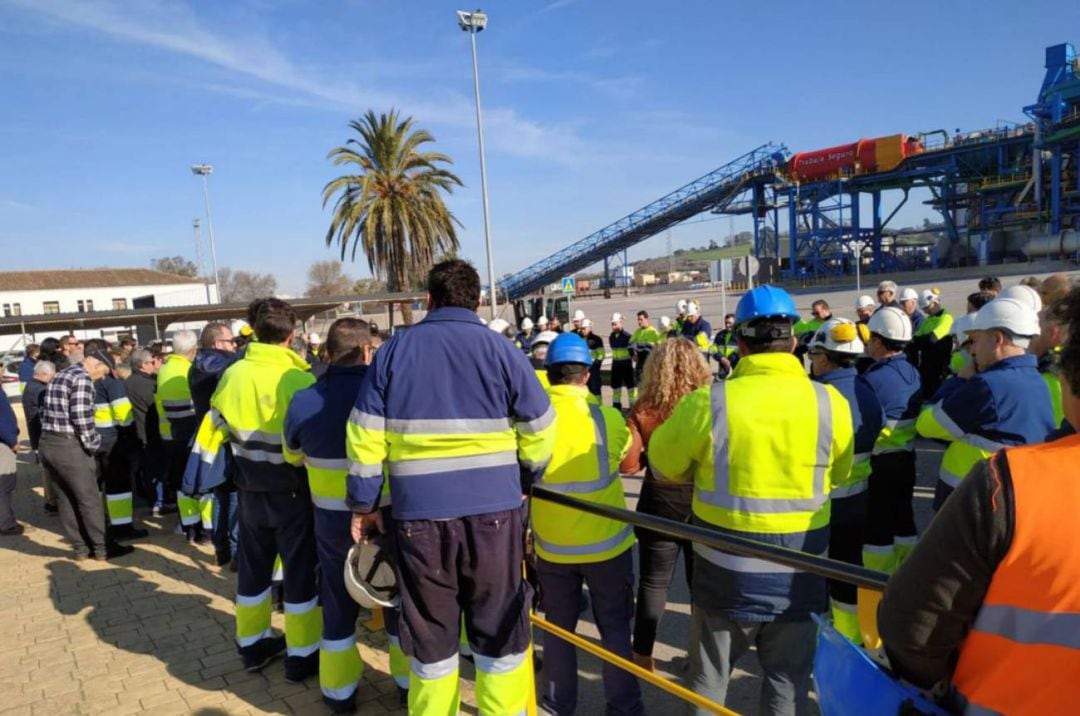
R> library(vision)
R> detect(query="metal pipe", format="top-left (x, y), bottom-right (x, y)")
top-left (199, 173), bottom-right (221, 304)
top-left (465, 24), bottom-right (497, 320)
top-left (531, 486), bottom-right (890, 591)
top-left (530, 615), bottom-right (740, 715)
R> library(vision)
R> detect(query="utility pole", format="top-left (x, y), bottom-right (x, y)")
top-left (457, 9), bottom-right (497, 319)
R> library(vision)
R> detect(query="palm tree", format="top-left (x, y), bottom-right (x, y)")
top-left (323, 110), bottom-right (463, 324)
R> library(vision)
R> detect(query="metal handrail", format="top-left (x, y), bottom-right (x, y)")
top-left (531, 485), bottom-right (890, 592)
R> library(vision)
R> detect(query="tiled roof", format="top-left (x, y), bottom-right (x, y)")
top-left (0, 269), bottom-right (205, 292)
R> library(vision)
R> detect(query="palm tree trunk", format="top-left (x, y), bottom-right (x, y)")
top-left (390, 267), bottom-right (416, 325)
top-left (398, 302), bottom-right (414, 325)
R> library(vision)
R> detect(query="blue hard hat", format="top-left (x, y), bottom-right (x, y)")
top-left (545, 332), bottom-right (592, 366)
top-left (734, 285), bottom-right (799, 326)
top-left (812, 615), bottom-right (949, 716)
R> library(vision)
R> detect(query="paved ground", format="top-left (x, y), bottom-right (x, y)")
top-left (3, 262), bottom-right (1052, 716)
top-left (0, 448), bottom-right (420, 716)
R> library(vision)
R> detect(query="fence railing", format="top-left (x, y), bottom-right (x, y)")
top-left (527, 484), bottom-right (892, 715)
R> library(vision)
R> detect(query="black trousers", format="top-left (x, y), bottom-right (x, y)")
top-left (394, 506), bottom-right (532, 665)
top-left (587, 361), bottom-right (603, 396)
top-left (39, 432), bottom-right (107, 557)
top-left (828, 493), bottom-right (867, 606)
top-left (610, 361), bottom-right (635, 395)
top-left (164, 434), bottom-right (195, 506)
top-left (632, 480), bottom-right (694, 656)
top-left (236, 489), bottom-right (320, 672)
top-left (538, 550), bottom-right (643, 716)
top-left (865, 452), bottom-right (916, 552)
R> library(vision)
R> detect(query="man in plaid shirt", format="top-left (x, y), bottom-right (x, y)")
top-left (39, 348), bottom-right (133, 560)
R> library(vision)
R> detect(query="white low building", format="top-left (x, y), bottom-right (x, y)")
top-left (0, 268), bottom-right (217, 353)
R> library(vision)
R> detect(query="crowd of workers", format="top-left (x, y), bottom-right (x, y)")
top-left (1, 261), bottom-right (1077, 715)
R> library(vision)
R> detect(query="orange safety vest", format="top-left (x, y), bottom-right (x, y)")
top-left (952, 434), bottom-right (1080, 714)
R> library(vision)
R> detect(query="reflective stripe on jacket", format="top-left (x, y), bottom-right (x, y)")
top-left (94, 376), bottom-right (133, 449)
top-left (1039, 349), bottom-right (1064, 429)
top-left (609, 329), bottom-right (633, 361)
top-left (184, 342), bottom-right (314, 494)
top-left (914, 309), bottom-right (953, 341)
top-left (792, 317), bottom-right (824, 337)
top-left (712, 329), bottom-right (738, 360)
top-left (284, 364), bottom-right (373, 512)
top-left (156, 354), bottom-right (196, 442)
top-left (629, 325), bottom-right (662, 358)
top-left (814, 367), bottom-right (884, 502)
top-left (917, 355), bottom-right (1055, 489)
top-left (649, 352), bottom-right (853, 619)
top-left (531, 384), bottom-right (633, 564)
top-left (862, 353), bottom-right (921, 454)
top-left (345, 307), bottom-right (555, 521)
top-left (679, 318), bottom-right (713, 357)
top-left (952, 434), bottom-right (1080, 714)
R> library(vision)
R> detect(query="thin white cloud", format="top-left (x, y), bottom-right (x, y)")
top-left (9, 0), bottom-right (591, 163)
top-left (538, 0), bottom-right (582, 14)
top-left (492, 63), bottom-right (643, 101)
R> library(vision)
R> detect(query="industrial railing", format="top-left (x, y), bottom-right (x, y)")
top-left (528, 484), bottom-right (891, 715)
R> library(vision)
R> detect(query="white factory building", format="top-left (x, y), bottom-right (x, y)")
top-left (0, 268), bottom-right (217, 353)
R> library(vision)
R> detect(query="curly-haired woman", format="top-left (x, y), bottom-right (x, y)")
top-left (619, 337), bottom-right (713, 671)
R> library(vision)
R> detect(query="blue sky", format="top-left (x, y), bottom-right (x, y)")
top-left (1, 0), bottom-right (1076, 294)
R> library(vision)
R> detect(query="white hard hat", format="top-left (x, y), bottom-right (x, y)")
top-left (532, 330), bottom-right (559, 347)
top-left (488, 318), bottom-right (510, 333)
top-left (537, 315), bottom-right (549, 326)
top-left (344, 541), bottom-right (400, 609)
top-left (573, 309), bottom-right (586, 322)
top-left (972, 297), bottom-right (1041, 338)
top-left (899, 288), bottom-right (919, 303)
top-left (581, 318), bottom-right (593, 328)
top-left (687, 300), bottom-right (701, 317)
top-left (676, 299), bottom-right (688, 313)
top-left (855, 295), bottom-right (876, 311)
top-left (998, 285), bottom-right (1043, 314)
top-left (810, 318), bottom-right (866, 356)
top-left (611, 312), bottom-right (623, 324)
top-left (919, 288), bottom-right (942, 309)
top-left (308, 332), bottom-right (321, 345)
top-left (950, 313), bottom-right (977, 344)
top-left (867, 306), bottom-right (912, 342)
top-left (659, 316), bottom-right (672, 329)
top-left (520, 317), bottom-right (534, 331)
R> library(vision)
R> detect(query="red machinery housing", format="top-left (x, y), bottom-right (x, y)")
top-left (785, 134), bottom-right (924, 183)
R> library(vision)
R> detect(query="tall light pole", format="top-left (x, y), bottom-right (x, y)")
top-left (192, 218), bottom-right (205, 278)
top-left (457, 9), bottom-right (497, 319)
top-left (191, 164), bottom-right (221, 303)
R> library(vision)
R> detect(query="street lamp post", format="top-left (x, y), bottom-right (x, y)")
top-left (191, 164), bottom-right (221, 304)
top-left (457, 9), bottom-right (498, 320)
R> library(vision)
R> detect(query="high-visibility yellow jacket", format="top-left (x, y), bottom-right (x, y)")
top-left (155, 354), bottom-right (196, 442)
top-left (185, 342), bottom-right (314, 494)
top-left (531, 384), bottom-right (634, 564)
top-left (93, 374), bottom-right (133, 450)
top-left (649, 352), bottom-right (853, 619)
top-left (629, 325), bottom-right (662, 361)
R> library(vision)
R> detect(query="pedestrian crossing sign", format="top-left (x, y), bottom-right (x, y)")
top-left (561, 277), bottom-right (575, 294)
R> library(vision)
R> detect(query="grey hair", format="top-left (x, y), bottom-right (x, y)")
top-left (130, 348), bottom-right (155, 371)
top-left (171, 330), bottom-right (198, 356)
top-left (33, 360), bottom-right (56, 378)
